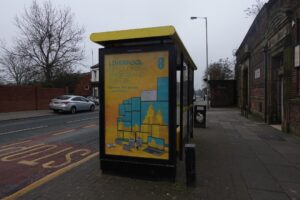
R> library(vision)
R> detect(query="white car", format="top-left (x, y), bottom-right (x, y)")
top-left (49, 95), bottom-right (95, 114)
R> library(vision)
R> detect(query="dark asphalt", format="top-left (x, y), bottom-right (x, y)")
top-left (0, 111), bottom-right (99, 146)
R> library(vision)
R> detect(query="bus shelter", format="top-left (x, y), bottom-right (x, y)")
top-left (90, 26), bottom-right (196, 178)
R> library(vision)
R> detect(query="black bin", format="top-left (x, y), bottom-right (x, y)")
top-left (185, 143), bottom-right (196, 186)
top-left (194, 105), bottom-right (206, 128)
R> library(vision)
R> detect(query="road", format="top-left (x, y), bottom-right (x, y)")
top-left (0, 111), bottom-right (99, 199)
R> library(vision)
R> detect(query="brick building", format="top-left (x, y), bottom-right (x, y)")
top-left (73, 73), bottom-right (91, 97)
top-left (235, 0), bottom-right (300, 135)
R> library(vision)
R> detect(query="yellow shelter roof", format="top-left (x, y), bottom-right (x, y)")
top-left (90, 26), bottom-right (197, 70)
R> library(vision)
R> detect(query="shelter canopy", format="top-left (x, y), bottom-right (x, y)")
top-left (90, 26), bottom-right (197, 70)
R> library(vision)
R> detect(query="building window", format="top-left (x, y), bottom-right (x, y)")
top-left (93, 71), bottom-right (97, 82)
top-left (297, 18), bottom-right (300, 44)
top-left (93, 87), bottom-right (99, 97)
top-left (254, 68), bottom-right (261, 79)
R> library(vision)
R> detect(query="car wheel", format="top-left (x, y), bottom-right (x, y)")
top-left (70, 106), bottom-right (76, 114)
top-left (53, 109), bottom-right (59, 113)
top-left (90, 105), bottom-right (95, 112)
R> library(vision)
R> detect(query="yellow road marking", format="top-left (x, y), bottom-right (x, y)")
top-left (0, 140), bottom-right (32, 149)
top-left (0, 144), bottom-right (45, 158)
top-left (42, 149), bottom-right (91, 169)
top-left (3, 152), bottom-right (99, 200)
top-left (1, 144), bottom-right (58, 162)
top-left (52, 129), bottom-right (75, 136)
top-left (18, 147), bottom-right (74, 166)
top-left (0, 146), bottom-right (37, 158)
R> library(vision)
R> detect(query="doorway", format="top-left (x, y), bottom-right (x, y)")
top-left (242, 67), bottom-right (249, 114)
top-left (270, 54), bottom-right (284, 124)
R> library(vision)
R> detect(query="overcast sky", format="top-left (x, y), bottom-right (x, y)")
top-left (0, 0), bottom-right (256, 89)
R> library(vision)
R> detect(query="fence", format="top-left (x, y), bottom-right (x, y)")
top-left (0, 85), bottom-right (67, 112)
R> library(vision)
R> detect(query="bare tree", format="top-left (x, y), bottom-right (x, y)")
top-left (0, 69), bottom-right (5, 84)
top-left (245, 0), bottom-right (268, 17)
top-left (15, 0), bottom-right (85, 83)
top-left (0, 46), bottom-right (37, 85)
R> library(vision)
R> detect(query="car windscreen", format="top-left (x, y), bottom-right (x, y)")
top-left (56, 95), bottom-right (71, 100)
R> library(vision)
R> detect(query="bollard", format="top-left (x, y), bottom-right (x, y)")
top-left (185, 144), bottom-right (196, 186)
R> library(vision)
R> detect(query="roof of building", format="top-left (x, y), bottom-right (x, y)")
top-left (90, 26), bottom-right (197, 70)
top-left (235, 0), bottom-right (294, 59)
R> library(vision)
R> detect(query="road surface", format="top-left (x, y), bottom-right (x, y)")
top-left (0, 111), bottom-right (99, 199)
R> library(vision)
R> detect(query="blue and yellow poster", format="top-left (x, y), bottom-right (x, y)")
top-left (104, 51), bottom-right (169, 160)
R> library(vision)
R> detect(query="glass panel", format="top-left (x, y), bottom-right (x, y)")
top-left (104, 51), bottom-right (169, 160)
top-left (182, 63), bottom-right (189, 140)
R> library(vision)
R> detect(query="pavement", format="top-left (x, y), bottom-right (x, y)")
top-left (0, 109), bottom-right (55, 122)
top-left (0, 106), bottom-right (99, 122)
top-left (196, 108), bottom-right (300, 200)
top-left (2, 107), bottom-right (300, 200)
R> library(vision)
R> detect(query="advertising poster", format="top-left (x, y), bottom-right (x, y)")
top-left (104, 51), bottom-right (169, 160)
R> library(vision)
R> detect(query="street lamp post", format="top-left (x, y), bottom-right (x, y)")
top-left (190, 16), bottom-right (209, 109)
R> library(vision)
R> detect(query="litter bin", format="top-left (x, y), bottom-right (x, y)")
top-left (194, 105), bottom-right (206, 128)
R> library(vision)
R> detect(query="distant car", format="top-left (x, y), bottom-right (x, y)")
top-left (86, 96), bottom-right (99, 105)
top-left (49, 95), bottom-right (95, 114)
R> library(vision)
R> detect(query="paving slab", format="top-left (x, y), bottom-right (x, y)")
top-left (257, 153), bottom-right (291, 166)
top-left (247, 140), bottom-right (279, 155)
top-left (281, 182), bottom-right (300, 200)
top-left (235, 125), bottom-right (261, 141)
top-left (266, 141), bottom-right (300, 154)
top-left (242, 171), bottom-right (282, 191)
top-left (281, 153), bottom-right (300, 164)
top-left (231, 169), bottom-right (252, 200)
top-left (220, 122), bottom-right (234, 130)
top-left (266, 165), bottom-right (300, 183)
top-left (249, 189), bottom-right (290, 200)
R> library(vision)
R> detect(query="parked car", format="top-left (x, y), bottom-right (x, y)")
top-left (86, 96), bottom-right (99, 105)
top-left (49, 95), bottom-right (95, 114)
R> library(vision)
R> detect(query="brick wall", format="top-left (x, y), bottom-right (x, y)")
top-left (250, 87), bottom-right (265, 116)
top-left (289, 102), bottom-right (300, 136)
top-left (0, 85), bottom-right (67, 112)
top-left (36, 87), bottom-right (67, 110)
top-left (73, 73), bottom-right (91, 97)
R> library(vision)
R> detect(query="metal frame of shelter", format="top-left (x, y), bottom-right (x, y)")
top-left (90, 26), bottom-right (197, 178)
